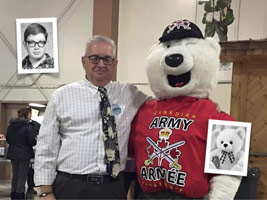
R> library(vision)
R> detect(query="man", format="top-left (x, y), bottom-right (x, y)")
top-left (34, 35), bottom-right (148, 199)
top-left (25, 107), bottom-right (40, 196)
top-left (22, 23), bottom-right (54, 69)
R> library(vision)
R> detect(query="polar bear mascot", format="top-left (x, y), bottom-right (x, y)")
top-left (129, 19), bottom-right (241, 199)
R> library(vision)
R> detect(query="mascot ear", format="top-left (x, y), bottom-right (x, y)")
top-left (205, 37), bottom-right (221, 56)
top-left (236, 128), bottom-right (246, 140)
top-left (148, 43), bottom-right (159, 55)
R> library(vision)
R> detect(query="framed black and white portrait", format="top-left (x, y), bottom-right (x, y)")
top-left (204, 119), bottom-right (251, 176)
top-left (16, 17), bottom-right (58, 74)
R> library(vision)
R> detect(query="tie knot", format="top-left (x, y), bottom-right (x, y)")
top-left (98, 87), bottom-right (108, 102)
top-left (98, 87), bottom-right (107, 94)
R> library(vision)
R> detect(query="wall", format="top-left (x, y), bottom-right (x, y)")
top-left (117, 0), bottom-right (267, 114)
top-left (238, 0), bottom-right (267, 40)
top-left (0, 0), bottom-right (93, 101)
top-left (117, 0), bottom-right (197, 98)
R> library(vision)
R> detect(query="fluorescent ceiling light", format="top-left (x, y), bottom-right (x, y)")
top-left (29, 103), bottom-right (46, 108)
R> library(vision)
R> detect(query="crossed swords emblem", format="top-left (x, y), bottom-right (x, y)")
top-left (144, 137), bottom-right (185, 170)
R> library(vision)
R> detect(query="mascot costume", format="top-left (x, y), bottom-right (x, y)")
top-left (129, 19), bottom-right (241, 199)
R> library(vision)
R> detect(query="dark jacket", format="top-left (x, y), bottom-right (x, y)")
top-left (30, 120), bottom-right (41, 136)
top-left (6, 118), bottom-right (37, 161)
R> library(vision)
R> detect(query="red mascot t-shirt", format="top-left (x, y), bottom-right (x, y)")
top-left (129, 96), bottom-right (234, 198)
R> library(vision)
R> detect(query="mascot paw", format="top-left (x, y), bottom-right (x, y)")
top-left (207, 175), bottom-right (242, 199)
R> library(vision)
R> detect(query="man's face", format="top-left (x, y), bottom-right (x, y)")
top-left (27, 112), bottom-right (32, 120)
top-left (81, 41), bottom-right (117, 87)
top-left (24, 33), bottom-right (47, 61)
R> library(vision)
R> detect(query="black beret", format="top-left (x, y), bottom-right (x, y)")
top-left (159, 19), bottom-right (204, 43)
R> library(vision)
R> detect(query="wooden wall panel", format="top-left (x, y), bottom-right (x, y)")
top-left (0, 162), bottom-right (11, 180)
top-left (220, 40), bottom-right (267, 198)
top-left (93, 0), bottom-right (119, 81)
top-left (246, 68), bottom-right (267, 153)
top-left (246, 66), bottom-right (267, 199)
top-left (230, 61), bottom-right (248, 121)
top-left (0, 103), bottom-right (7, 134)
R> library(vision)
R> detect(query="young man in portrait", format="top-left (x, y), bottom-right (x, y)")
top-left (22, 23), bottom-right (54, 69)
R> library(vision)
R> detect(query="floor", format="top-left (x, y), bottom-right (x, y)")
top-left (0, 180), bottom-right (40, 200)
top-left (0, 180), bottom-right (135, 200)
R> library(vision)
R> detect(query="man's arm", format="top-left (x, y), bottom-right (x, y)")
top-left (34, 92), bottom-right (61, 187)
top-left (129, 84), bottom-right (151, 109)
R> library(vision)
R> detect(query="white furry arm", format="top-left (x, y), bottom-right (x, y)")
top-left (206, 175), bottom-right (242, 200)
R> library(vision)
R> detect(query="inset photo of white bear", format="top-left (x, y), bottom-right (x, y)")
top-left (204, 119), bottom-right (251, 176)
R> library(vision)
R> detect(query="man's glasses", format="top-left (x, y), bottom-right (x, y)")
top-left (85, 55), bottom-right (114, 65)
top-left (26, 40), bottom-right (47, 48)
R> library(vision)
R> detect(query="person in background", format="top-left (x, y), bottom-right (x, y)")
top-left (34, 35), bottom-right (148, 199)
top-left (22, 23), bottom-right (54, 69)
top-left (26, 107), bottom-right (41, 136)
top-left (6, 108), bottom-right (37, 199)
top-left (25, 107), bottom-right (41, 196)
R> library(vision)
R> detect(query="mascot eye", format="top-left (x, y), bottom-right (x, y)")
top-left (166, 44), bottom-right (171, 48)
top-left (221, 141), bottom-right (223, 144)
top-left (230, 141), bottom-right (233, 145)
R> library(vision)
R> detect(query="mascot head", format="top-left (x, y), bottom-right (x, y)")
top-left (146, 19), bottom-right (221, 99)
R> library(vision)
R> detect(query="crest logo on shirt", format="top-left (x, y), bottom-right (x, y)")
top-left (144, 128), bottom-right (185, 170)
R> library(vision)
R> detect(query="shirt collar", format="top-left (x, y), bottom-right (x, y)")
top-left (23, 54), bottom-right (52, 69)
top-left (83, 78), bottom-right (113, 94)
top-left (166, 96), bottom-right (200, 103)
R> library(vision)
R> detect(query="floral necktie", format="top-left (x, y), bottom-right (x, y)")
top-left (98, 87), bottom-right (120, 178)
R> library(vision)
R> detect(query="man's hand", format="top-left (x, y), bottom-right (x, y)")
top-left (39, 185), bottom-right (56, 200)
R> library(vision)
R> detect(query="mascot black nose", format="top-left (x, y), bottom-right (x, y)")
top-left (223, 144), bottom-right (228, 148)
top-left (165, 54), bottom-right (184, 67)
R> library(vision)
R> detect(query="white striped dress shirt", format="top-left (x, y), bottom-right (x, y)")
top-left (34, 79), bottom-right (148, 186)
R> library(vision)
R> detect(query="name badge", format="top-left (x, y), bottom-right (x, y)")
top-left (112, 104), bottom-right (121, 115)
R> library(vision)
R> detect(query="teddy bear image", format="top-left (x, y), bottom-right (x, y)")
top-left (210, 127), bottom-right (245, 171)
top-left (128, 19), bottom-right (241, 199)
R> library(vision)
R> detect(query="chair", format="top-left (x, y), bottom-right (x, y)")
top-left (234, 167), bottom-right (261, 199)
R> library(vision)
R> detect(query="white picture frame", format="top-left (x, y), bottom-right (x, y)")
top-left (16, 17), bottom-right (58, 74)
top-left (204, 119), bottom-right (251, 176)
